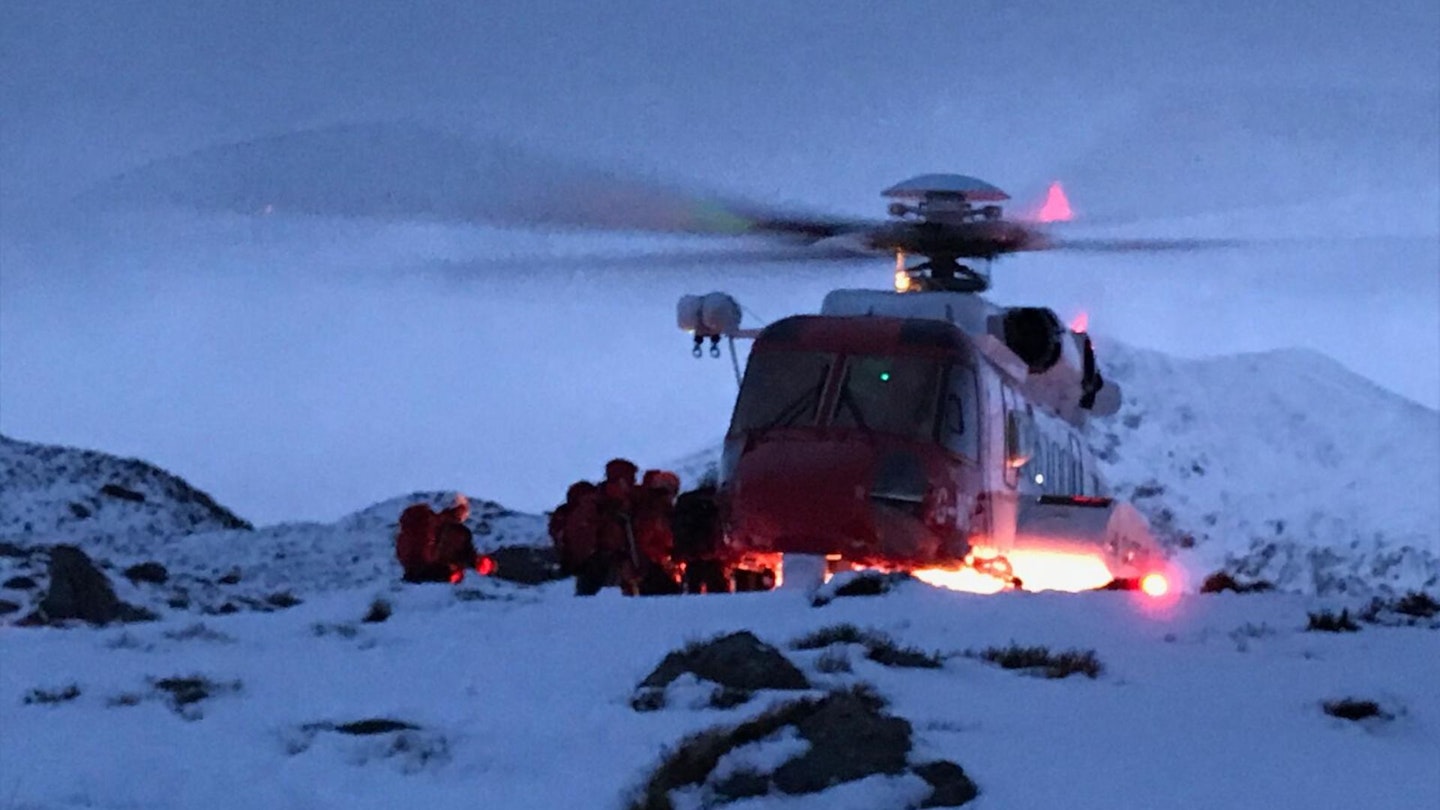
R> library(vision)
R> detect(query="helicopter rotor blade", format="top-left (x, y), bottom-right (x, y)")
top-left (85, 123), bottom-right (882, 242)
top-left (430, 243), bottom-right (880, 277)
top-left (1041, 236), bottom-right (1249, 253)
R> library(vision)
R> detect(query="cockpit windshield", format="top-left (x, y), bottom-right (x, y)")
top-left (729, 350), bottom-right (833, 433)
top-left (831, 355), bottom-right (943, 441)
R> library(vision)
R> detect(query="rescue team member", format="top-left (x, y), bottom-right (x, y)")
top-left (624, 469), bottom-right (683, 596)
top-left (549, 459), bottom-right (683, 596)
top-left (395, 494), bottom-right (493, 584)
top-left (672, 482), bottom-right (731, 594)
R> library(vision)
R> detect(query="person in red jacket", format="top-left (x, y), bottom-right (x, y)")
top-left (396, 494), bottom-right (491, 584)
top-left (585, 459), bottom-right (639, 594)
top-left (622, 469), bottom-right (682, 596)
top-left (550, 480), bottom-right (601, 592)
top-left (672, 482), bottom-right (731, 593)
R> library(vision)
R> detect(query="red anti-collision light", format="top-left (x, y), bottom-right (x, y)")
top-left (476, 556), bottom-right (496, 577)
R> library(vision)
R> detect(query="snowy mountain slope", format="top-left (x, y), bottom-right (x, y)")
top-left (0, 433), bottom-right (251, 548)
top-left (1091, 341), bottom-right (1440, 594)
top-left (0, 434), bottom-right (548, 617)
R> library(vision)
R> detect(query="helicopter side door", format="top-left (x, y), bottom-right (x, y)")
top-left (935, 362), bottom-right (986, 559)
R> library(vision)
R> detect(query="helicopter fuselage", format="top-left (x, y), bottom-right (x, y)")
top-left (714, 291), bottom-right (1168, 593)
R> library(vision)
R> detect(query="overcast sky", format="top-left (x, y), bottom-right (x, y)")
top-left (2, 1), bottom-right (1437, 524)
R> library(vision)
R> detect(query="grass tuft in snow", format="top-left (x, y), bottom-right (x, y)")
top-left (1306, 609), bottom-right (1360, 633)
top-left (1323, 698), bottom-right (1392, 722)
top-left (1392, 591), bottom-right (1440, 618)
top-left (815, 648), bottom-right (853, 673)
top-left (972, 644), bottom-right (1103, 679)
top-left (1358, 590), bottom-right (1440, 626)
top-left (792, 624), bottom-right (943, 669)
top-left (23, 683), bottom-right (80, 705)
top-left (362, 598), bottom-right (392, 623)
top-left (265, 591), bottom-right (302, 609)
top-left (1200, 572), bottom-right (1276, 594)
top-left (332, 718), bottom-right (419, 735)
top-left (151, 674), bottom-right (242, 718)
top-left (312, 622), bottom-right (360, 639)
top-left (792, 624), bottom-right (872, 649)
top-left (163, 622), bottom-right (235, 643)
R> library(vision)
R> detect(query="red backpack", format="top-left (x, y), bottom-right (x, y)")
top-left (396, 504), bottom-right (438, 570)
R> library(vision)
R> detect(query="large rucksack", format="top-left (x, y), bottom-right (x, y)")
top-left (396, 503), bottom-right (438, 570)
top-left (672, 486), bottom-right (722, 559)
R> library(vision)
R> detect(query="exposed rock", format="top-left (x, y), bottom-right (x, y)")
top-left (488, 545), bottom-right (563, 585)
top-left (1200, 571), bottom-right (1275, 594)
top-left (123, 562), bottom-right (169, 585)
top-left (37, 545), bottom-right (146, 624)
top-left (712, 770), bottom-right (770, 801)
top-left (3, 575), bottom-right (37, 590)
top-left (0, 599), bottom-right (20, 615)
top-left (914, 760), bottom-right (980, 807)
top-left (628, 686), bottom-right (962, 810)
top-left (811, 571), bottom-right (911, 606)
top-left (100, 483), bottom-right (146, 502)
top-left (640, 631), bottom-right (810, 693)
top-left (772, 691), bottom-right (911, 794)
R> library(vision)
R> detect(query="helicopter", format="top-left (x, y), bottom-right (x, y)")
top-left (665, 174), bottom-right (1201, 596)
top-left (86, 125), bottom-right (1216, 595)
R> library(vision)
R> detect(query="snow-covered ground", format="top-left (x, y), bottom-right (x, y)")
top-left (3, 576), bottom-right (1437, 809)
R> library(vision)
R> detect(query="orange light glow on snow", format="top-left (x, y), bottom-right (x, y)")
top-left (1140, 572), bottom-right (1170, 598)
top-left (1035, 181), bottom-right (1074, 223)
top-left (1007, 548), bottom-right (1116, 592)
top-left (1069, 311), bottom-right (1089, 333)
top-left (913, 567), bottom-right (1009, 594)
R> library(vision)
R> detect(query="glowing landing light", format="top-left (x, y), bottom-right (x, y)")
top-left (1140, 572), bottom-right (1170, 598)
top-left (913, 567), bottom-right (1008, 595)
top-left (1007, 549), bottom-right (1116, 593)
top-left (1036, 181), bottom-right (1074, 223)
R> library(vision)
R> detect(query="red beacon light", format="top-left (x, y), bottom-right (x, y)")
top-left (476, 556), bottom-right (496, 577)
top-left (1140, 572), bottom-right (1170, 598)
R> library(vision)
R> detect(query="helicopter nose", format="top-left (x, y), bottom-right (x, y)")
top-left (726, 437), bottom-right (875, 556)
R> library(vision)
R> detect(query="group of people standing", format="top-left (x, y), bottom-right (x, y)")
top-left (393, 461), bottom-right (729, 596)
top-left (549, 458), bottom-right (729, 596)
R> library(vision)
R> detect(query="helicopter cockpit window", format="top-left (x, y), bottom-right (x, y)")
top-left (831, 355), bottom-right (942, 441)
top-left (730, 350), bottom-right (834, 433)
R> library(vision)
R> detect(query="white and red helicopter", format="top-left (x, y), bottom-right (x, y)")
top-left (661, 174), bottom-right (1200, 596)
top-left (95, 125), bottom-right (1223, 596)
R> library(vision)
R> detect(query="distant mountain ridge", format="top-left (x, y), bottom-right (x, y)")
top-left (0, 433), bottom-right (251, 549)
top-left (1091, 341), bottom-right (1439, 593)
